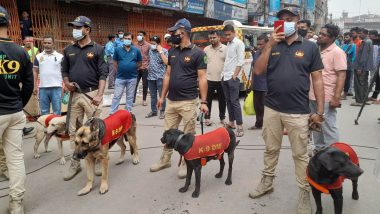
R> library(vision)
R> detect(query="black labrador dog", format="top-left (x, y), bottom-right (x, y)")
top-left (308, 144), bottom-right (364, 214)
top-left (161, 127), bottom-right (239, 198)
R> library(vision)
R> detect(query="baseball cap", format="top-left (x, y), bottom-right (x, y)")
top-left (168, 18), bottom-right (191, 32)
top-left (276, 7), bottom-right (300, 18)
top-left (68, 16), bottom-right (92, 28)
top-left (164, 33), bottom-right (171, 39)
top-left (150, 35), bottom-right (161, 44)
top-left (0, 6), bottom-right (10, 25)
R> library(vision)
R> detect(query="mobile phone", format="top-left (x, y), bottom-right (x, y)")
top-left (274, 20), bottom-right (284, 33)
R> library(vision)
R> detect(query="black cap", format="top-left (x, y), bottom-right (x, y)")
top-left (150, 35), bottom-right (161, 44)
top-left (68, 16), bottom-right (92, 28)
top-left (168, 18), bottom-right (191, 32)
top-left (276, 7), bottom-right (300, 18)
top-left (0, 6), bottom-right (10, 25)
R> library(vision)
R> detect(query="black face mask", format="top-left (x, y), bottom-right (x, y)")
top-left (297, 29), bottom-right (308, 38)
top-left (171, 34), bottom-right (181, 45)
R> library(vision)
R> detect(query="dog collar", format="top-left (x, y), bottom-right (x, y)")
top-left (174, 134), bottom-right (184, 151)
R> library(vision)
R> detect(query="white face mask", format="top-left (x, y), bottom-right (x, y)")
top-left (118, 34), bottom-right (124, 39)
top-left (72, 29), bottom-right (84, 41)
top-left (284, 22), bottom-right (296, 38)
top-left (137, 35), bottom-right (143, 42)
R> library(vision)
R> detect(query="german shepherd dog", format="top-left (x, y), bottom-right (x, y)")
top-left (73, 112), bottom-right (138, 196)
top-left (308, 144), bottom-right (364, 214)
top-left (161, 127), bottom-right (239, 198)
top-left (34, 114), bottom-right (69, 165)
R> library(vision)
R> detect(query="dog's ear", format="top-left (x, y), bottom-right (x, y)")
top-left (90, 120), bottom-right (99, 132)
top-left (318, 149), bottom-right (336, 171)
top-left (76, 118), bottom-right (82, 131)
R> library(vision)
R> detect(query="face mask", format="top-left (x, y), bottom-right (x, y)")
top-left (72, 29), bottom-right (85, 41)
top-left (119, 34), bottom-right (124, 39)
top-left (137, 35), bottom-right (143, 42)
top-left (150, 45), bottom-right (157, 50)
top-left (171, 34), bottom-right (181, 45)
top-left (124, 39), bottom-right (132, 46)
top-left (284, 22), bottom-right (296, 38)
top-left (297, 29), bottom-right (308, 38)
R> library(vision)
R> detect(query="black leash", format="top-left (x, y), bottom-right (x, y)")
top-left (23, 109), bottom-right (44, 127)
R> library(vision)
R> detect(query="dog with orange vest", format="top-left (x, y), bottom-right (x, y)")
top-left (73, 110), bottom-right (138, 196)
top-left (34, 114), bottom-right (69, 165)
top-left (161, 127), bottom-right (239, 198)
top-left (307, 142), bottom-right (364, 214)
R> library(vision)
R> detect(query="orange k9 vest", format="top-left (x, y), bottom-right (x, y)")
top-left (101, 110), bottom-right (133, 145)
top-left (307, 142), bottom-right (359, 194)
top-left (44, 114), bottom-right (61, 127)
top-left (183, 128), bottom-right (230, 165)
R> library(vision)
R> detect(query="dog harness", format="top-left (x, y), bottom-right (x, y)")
top-left (44, 114), bottom-right (61, 127)
top-left (307, 142), bottom-right (359, 194)
top-left (183, 128), bottom-right (230, 166)
top-left (101, 110), bottom-right (133, 145)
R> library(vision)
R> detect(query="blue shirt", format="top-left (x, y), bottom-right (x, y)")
top-left (148, 48), bottom-right (168, 80)
top-left (115, 38), bottom-right (124, 48)
top-left (342, 43), bottom-right (356, 70)
top-left (105, 41), bottom-right (115, 57)
top-left (113, 46), bottom-right (142, 80)
top-left (252, 50), bottom-right (267, 91)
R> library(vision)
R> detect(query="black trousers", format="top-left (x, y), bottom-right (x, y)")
top-left (205, 80), bottom-right (226, 120)
top-left (134, 69), bottom-right (148, 102)
top-left (371, 72), bottom-right (380, 99)
top-left (344, 70), bottom-right (352, 93)
top-left (253, 90), bottom-right (266, 128)
top-left (354, 70), bottom-right (369, 103)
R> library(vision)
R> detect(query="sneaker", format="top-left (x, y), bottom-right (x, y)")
top-left (145, 112), bottom-right (157, 118)
top-left (150, 148), bottom-right (173, 172)
top-left (63, 159), bottom-right (81, 181)
top-left (143, 101), bottom-right (148, 106)
top-left (297, 189), bottom-right (312, 214)
top-left (9, 199), bottom-right (24, 214)
top-left (249, 175), bottom-right (274, 199)
top-left (159, 112), bottom-right (165, 119)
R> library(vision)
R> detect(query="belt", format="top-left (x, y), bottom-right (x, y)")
top-left (81, 86), bottom-right (98, 93)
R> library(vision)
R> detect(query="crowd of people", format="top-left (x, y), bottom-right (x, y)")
top-left (0, 4), bottom-right (379, 214)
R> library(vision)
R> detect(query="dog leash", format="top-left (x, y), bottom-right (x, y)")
top-left (23, 109), bottom-right (45, 127)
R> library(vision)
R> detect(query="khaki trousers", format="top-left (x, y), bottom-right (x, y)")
top-left (68, 91), bottom-right (102, 143)
top-left (0, 111), bottom-right (26, 200)
top-left (262, 107), bottom-right (310, 190)
top-left (164, 99), bottom-right (198, 134)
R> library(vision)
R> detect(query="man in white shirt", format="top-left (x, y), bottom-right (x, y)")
top-left (204, 30), bottom-right (227, 126)
top-left (222, 24), bottom-right (245, 137)
top-left (33, 35), bottom-right (64, 115)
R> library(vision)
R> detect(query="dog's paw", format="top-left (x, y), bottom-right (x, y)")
top-left (191, 191), bottom-right (199, 198)
top-left (225, 179), bottom-right (232, 185)
top-left (352, 192), bottom-right (359, 200)
top-left (59, 157), bottom-right (66, 165)
top-left (132, 155), bottom-right (140, 165)
top-left (115, 159), bottom-right (125, 165)
top-left (34, 154), bottom-right (40, 159)
top-left (215, 173), bottom-right (223, 178)
top-left (77, 187), bottom-right (92, 196)
top-left (99, 184), bottom-right (109, 195)
top-left (179, 186), bottom-right (188, 193)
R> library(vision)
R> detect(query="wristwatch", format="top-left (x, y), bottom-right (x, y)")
top-left (316, 112), bottom-right (325, 118)
top-left (201, 101), bottom-right (208, 105)
top-left (159, 51), bottom-right (164, 54)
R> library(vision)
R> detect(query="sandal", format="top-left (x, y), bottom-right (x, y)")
top-left (236, 127), bottom-right (244, 137)
top-left (224, 123), bottom-right (236, 129)
top-left (205, 119), bottom-right (212, 126)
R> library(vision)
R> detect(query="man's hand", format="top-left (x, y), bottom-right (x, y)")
top-left (330, 96), bottom-right (341, 108)
top-left (157, 98), bottom-right (164, 111)
top-left (200, 103), bottom-right (209, 114)
top-left (309, 113), bottom-right (324, 124)
top-left (33, 87), bottom-right (38, 95)
top-left (91, 94), bottom-right (103, 106)
top-left (64, 82), bottom-right (76, 92)
top-left (268, 25), bottom-right (285, 48)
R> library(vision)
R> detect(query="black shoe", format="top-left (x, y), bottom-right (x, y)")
top-left (347, 92), bottom-right (353, 96)
top-left (145, 112), bottom-right (157, 118)
top-left (23, 127), bottom-right (34, 135)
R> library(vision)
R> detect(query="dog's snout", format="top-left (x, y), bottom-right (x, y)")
top-left (73, 151), bottom-right (87, 160)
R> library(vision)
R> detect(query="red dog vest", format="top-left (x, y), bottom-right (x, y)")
top-left (307, 142), bottom-right (359, 194)
top-left (45, 114), bottom-right (61, 127)
top-left (183, 128), bottom-right (230, 165)
top-left (101, 110), bottom-right (133, 145)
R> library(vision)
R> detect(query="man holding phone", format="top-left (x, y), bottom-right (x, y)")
top-left (309, 24), bottom-right (347, 152)
top-left (248, 7), bottom-right (325, 214)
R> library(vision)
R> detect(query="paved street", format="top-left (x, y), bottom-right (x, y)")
top-left (0, 97), bottom-right (379, 214)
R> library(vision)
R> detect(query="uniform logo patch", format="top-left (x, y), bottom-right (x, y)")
top-left (295, 50), bottom-right (304, 58)
top-left (69, 53), bottom-right (75, 57)
top-left (184, 56), bottom-right (191, 63)
top-left (87, 52), bottom-right (94, 59)
top-left (271, 52), bottom-right (280, 56)
top-left (203, 55), bottom-right (208, 64)
top-left (74, 17), bottom-right (81, 22)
